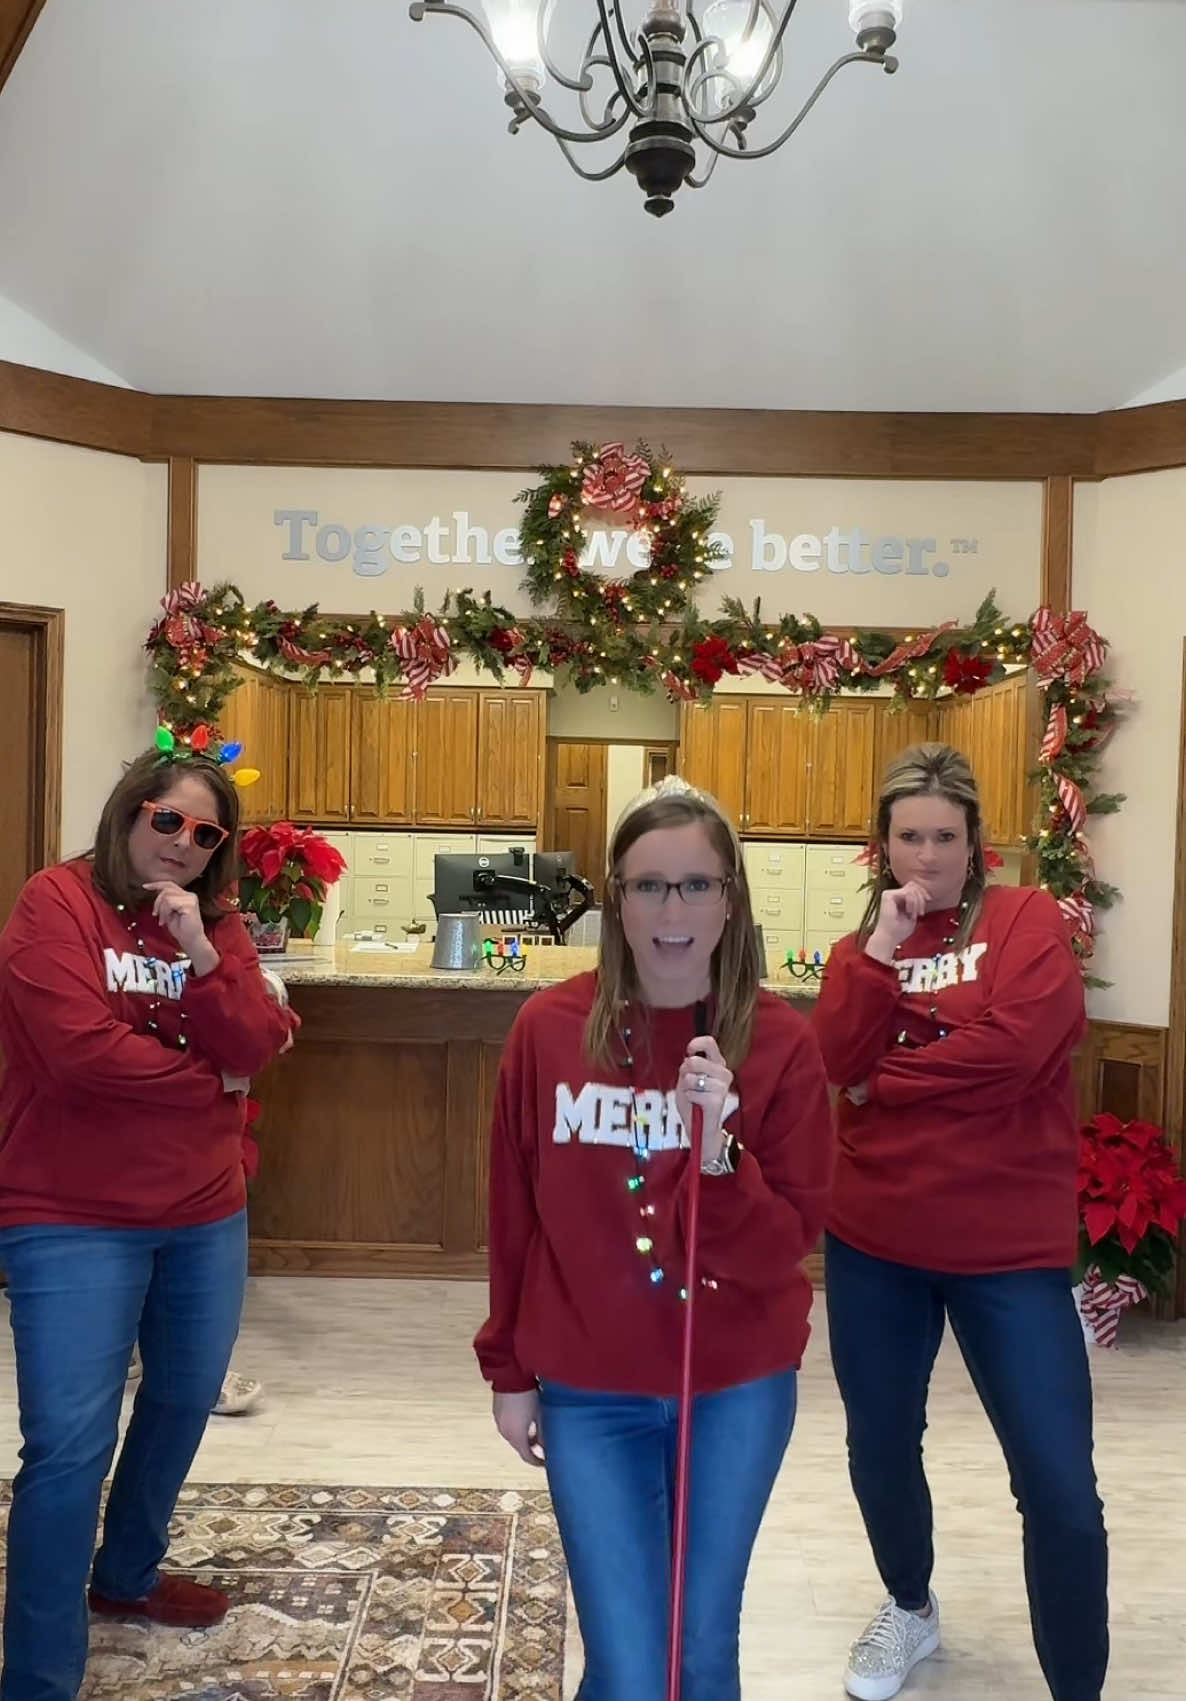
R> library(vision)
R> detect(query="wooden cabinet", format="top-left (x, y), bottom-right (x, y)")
top-left (680, 696), bottom-right (877, 840)
top-left (477, 690), bottom-right (544, 830)
top-left (936, 671), bottom-right (1037, 846)
top-left (416, 691), bottom-right (480, 827)
top-left (677, 698), bottom-right (748, 826)
top-left (216, 665), bottom-right (290, 825)
top-left (743, 701), bottom-right (809, 835)
top-left (350, 693), bottom-right (416, 826)
top-left (287, 686), bottom-right (352, 823)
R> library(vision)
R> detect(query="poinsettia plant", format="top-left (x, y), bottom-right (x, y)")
top-left (238, 822), bottom-right (346, 939)
top-left (1074, 1114), bottom-right (1186, 1293)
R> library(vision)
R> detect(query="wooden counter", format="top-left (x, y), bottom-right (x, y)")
top-left (248, 942), bottom-right (819, 1278)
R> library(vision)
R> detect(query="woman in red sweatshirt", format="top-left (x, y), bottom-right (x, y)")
top-left (475, 776), bottom-right (834, 1701)
top-left (814, 743), bottom-right (1107, 1701)
top-left (0, 748), bottom-right (294, 1701)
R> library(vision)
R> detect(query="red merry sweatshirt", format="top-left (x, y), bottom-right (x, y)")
top-left (474, 972), bottom-right (835, 1397)
top-left (813, 885), bottom-right (1085, 1273)
top-left (0, 859), bottom-right (293, 1229)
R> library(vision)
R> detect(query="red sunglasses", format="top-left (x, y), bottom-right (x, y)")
top-left (140, 801), bottom-right (229, 852)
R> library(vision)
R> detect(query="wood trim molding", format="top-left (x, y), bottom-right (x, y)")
top-left (1040, 475), bottom-right (1074, 614)
top-left (0, 0), bottom-right (47, 98)
top-left (1095, 400), bottom-right (1186, 478)
top-left (1166, 638), bottom-right (1186, 1317)
top-left (0, 361), bottom-right (154, 457)
top-left (0, 600), bottom-right (63, 867)
top-left (166, 455), bottom-right (197, 592)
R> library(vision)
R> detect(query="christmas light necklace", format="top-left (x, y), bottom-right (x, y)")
top-left (114, 903), bottom-right (190, 1050)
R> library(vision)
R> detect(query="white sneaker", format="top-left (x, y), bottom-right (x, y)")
top-left (844, 1593), bottom-right (941, 1700)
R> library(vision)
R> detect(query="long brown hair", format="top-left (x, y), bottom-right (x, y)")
top-left (90, 750), bottom-right (242, 922)
top-left (585, 783), bottom-right (760, 1070)
top-left (858, 741), bottom-right (988, 950)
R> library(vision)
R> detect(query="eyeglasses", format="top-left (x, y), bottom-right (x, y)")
top-left (615, 876), bottom-right (730, 910)
top-left (140, 801), bottom-right (229, 852)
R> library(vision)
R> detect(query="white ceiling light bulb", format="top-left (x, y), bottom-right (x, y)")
top-left (849, 1), bottom-right (903, 48)
top-left (702, 1), bottom-right (777, 100)
top-left (482, 0), bottom-right (545, 91)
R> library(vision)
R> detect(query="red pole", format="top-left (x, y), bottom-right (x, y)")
top-left (667, 999), bottom-right (710, 1701)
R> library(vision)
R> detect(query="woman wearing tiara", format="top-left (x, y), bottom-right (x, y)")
top-left (0, 746), bottom-right (295, 1701)
top-left (476, 775), bottom-right (835, 1701)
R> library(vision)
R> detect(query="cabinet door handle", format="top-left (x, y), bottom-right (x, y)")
top-left (477, 806), bottom-right (483, 821)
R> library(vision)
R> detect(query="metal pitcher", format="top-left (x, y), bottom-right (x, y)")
top-left (430, 912), bottom-right (486, 971)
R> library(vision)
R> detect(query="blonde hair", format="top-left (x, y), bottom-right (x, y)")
top-left (858, 742), bottom-right (987, 950)
top-left (585, 778), bottom-right (760, 1070)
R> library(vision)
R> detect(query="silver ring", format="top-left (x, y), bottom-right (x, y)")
top-left (695, 1073), bottom-right (708, 1094)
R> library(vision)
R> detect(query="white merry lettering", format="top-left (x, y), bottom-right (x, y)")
top-left (103, 949), bottom-right (191, 1001)
top-left (895, 941), bottom-right (988, 994)
top-left (551, 1083), bottom-right (740, 1148)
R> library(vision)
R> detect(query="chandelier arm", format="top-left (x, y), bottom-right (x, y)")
top-left (410, 2), bottom-right (629, 144)
top-left (578, 58), bottom-right (634, 135)
top-left (538, 0), bottom-right (595, 93)
top-left (553, 135), bottom-right (631, 182)
top-left (683, 0), bottom-right (800, 126)
top-left (684, 144), bottom-right (723, 192)
top-left (688, 49), bottom-right (888, 161)
top-left (592, 0), bottom-right (647, 119)
top-left (685, 43), bottom-right (785, 124)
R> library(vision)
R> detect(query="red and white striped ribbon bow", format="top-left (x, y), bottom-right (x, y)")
top-left (390, 617), bottom-right (457, 700)
top-left (1058, 891), bottom-right (1095, 939)
top-left (1057, 773), bottom-right (1088, 836)
top-left (662, 671), bottom-right (700, 702)
top-left (162, 581), bottom-right (205, 615)
top-left (1079, 1268), bottom-right (1146, 1348)
top-left (736, 651), bottom-right (787, 684)
top-left (1030, 607), bottom-right (1106, 688)
top-left (581, 442), bottom-right (650, 515)
top-left (782, 635), bottom-right (861, 696)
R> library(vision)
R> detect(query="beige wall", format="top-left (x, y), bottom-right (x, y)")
top-left (549, 685), bottom-right (679, 741)
top-left (606, 745), bottom-right (646, 847)
top-left (1072, 469), bottom-right (1186, 1026)
top-left (0, 432), bottom-right (166, 854)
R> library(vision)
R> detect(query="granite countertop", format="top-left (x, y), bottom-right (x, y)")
top-left (266, 941), bottom-right (821, 999)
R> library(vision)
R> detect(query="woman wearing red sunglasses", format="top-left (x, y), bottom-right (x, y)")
top-left (0, 747), bottom-right (295, 1701)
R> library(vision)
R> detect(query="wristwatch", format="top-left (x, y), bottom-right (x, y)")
top-left (701, 1133), bottom-right (740, 1176)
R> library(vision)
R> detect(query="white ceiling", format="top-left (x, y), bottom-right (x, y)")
top-left (0, 0), bottom-right (1184, 411)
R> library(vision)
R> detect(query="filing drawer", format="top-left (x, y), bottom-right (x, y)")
top-left (805, 926), bottom-right (851, 962)
top-left (743, 842), bottom-right (806, 892)
top-left (476, 834), bottom-right (536, 858)
top-left (805, 844), bottom-right (869, 894)
top-left (750, 886), bottom-right (805, 932)
top-left (351, 832), bottom-right (414, 877)
top-left (413, 832), bottom-right (477, 883)
top-left (806, 887), bottom-right (865, 932)
top-left (351, 874), bottom-right (414, 919)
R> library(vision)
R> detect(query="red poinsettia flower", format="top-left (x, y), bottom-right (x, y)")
top-left (984, 847), bottom-right (1005, 871)
top-left (488, 627), bottom-right (516, 654)
top-left (1077, 1114), bottom-right (1186, 1254)
top-left (562, 549), bottom-right (580, 577)
top-left (943, 650), bottom-right (994, 695)
top-left (690, 636), bottom-right (740, 686)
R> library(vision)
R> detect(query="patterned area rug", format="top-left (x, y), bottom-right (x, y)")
top-left (0, 1483), bottom-right (568, 1701)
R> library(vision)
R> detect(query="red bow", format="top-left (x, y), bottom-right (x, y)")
top-left (581, 443), bottom-right (650, 516)
top-left (1040, 702), bottom-right (1068, 762)
top-left (391, 617), bottom-right (457, 700)
top-left (662, 671), bottom-right (700, 702)
top-left (781, 634), bottom-right (860, 696)
top-left (1078, 1268), bottom-right (1145, 1349)
top-left (736, 651), bottom-right (786, 684)
top-left (1031, 608), bottom-right (1106, 688)
top-left (278, 636), bottom-right (333, 668)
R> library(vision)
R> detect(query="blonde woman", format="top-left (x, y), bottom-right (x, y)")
top-left (815, 744), bottom-right (1107, 1701)
top-left (476, 776), bottom-right (834, 1701)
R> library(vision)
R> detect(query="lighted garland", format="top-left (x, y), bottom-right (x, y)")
top-left (144, 441), bottom-right (1124, 974)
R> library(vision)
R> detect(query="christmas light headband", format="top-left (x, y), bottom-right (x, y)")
top-left (154, 723), bottom-right (261, 789)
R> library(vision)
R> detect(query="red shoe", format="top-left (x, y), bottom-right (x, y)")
top-left (88, 1573), bottom-right (230, 1627)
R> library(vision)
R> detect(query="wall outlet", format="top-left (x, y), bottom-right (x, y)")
top-left (609, 693), bottom-right (619, 712)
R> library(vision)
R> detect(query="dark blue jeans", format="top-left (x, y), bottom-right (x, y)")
top-left (0, 1211), bottom-right (248, 1701)
top-left (825, 1232), bottom-right (1108, 1701)
top-left (539, 1368), bottom-right (797, 1701)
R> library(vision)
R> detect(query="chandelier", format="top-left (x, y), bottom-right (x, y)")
top-left (408, 2), bottom-right (903, 217)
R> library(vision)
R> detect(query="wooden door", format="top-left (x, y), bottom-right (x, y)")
top-left (287, 690), bottom-right (320, 821)
top-left (545, 741), bottom-right (609, 899)
top-left (0, 605), bottom-right (62, 930)
top-left (477, 690), bottom-right (544, 829)
top-left (415, 690), bottom-right (479, 827)
top-left (678, 698), bottom-right (747, 828)
top-left (807, 701), bottom-right (878, 839)
top-left (743, 701), bottom-right (810, 835)
top-left (351, 692), bottom-right (416, 825)
top-left (286, 686), bottom-right (352, 822)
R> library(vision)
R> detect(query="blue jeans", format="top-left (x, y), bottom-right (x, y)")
top-left (539, 1369), bottom-right (797, 1701)
top-left (825, 1232), bottom-right (1108, 1701)
top-left (0, 1211), bottom-right (248, 1701)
